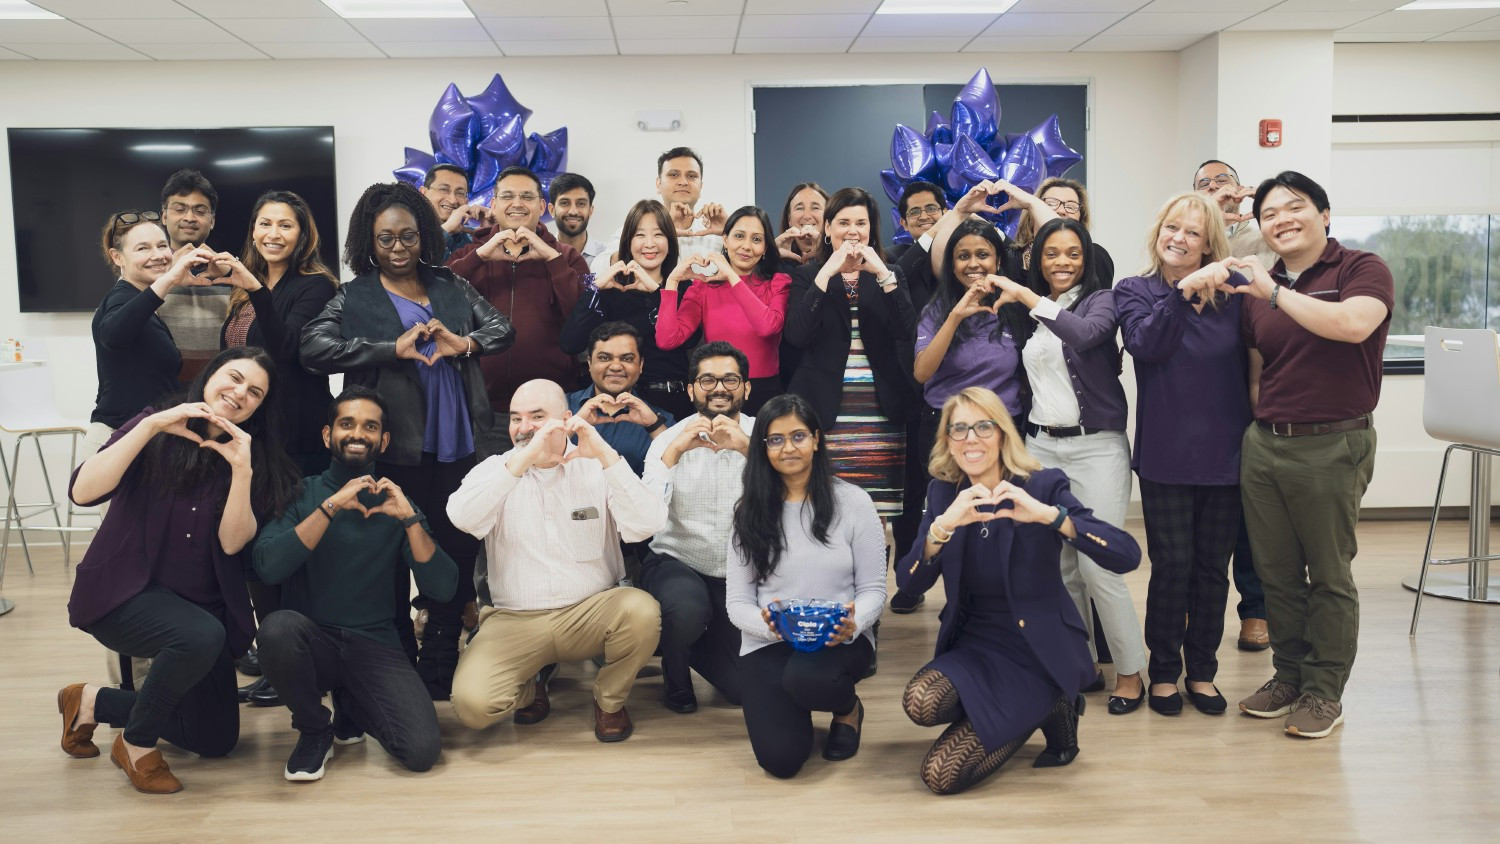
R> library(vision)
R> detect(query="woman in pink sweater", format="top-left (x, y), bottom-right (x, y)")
top-left (658, 206), bottom-right (791, 415)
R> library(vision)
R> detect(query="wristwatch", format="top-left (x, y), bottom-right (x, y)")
top-left (400, 513), bottom-right (424, 528)
top-left (1048, 505), bottom-right (1069, 531)
top-left (644, 414), bottom-right (666, 432)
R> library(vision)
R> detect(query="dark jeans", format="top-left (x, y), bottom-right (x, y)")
top-left (892, 409), bottom-right (938, 569)
top-left (257, 610), bottom-right (441, 772)
top-left (1232, 514), bottom-right (1266, 621)
top-left (739, 637), bottom-right (874, 779)
top-left (637, 553), bottom-right (742, 705)
top-left (87, 585), bottom-right (238, 755)
top-left (383, 452), bottom-right (480, 658)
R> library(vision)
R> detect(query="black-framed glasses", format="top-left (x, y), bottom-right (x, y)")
top-left (113, 210), bottom-right (162, 227)
top-left (375, 231), bottom-right (420, 249)
top-left (765, 431), bottom-right (813, 449)
top-left (905, 203), bottom-right (943, 219)
top-left (694, 374), bottom-right (744, 391)
top-left (1043, 198), bottom-right (1082, 214)
top-left (1195, 173), bottom-right (1239, 191)
top-left (946, 420), bottom-right (1000, 441)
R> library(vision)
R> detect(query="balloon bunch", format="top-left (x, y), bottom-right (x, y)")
top-left (392, 74), bottom-right (569, 211)
top-left (881, 69), bottom-right (1083, 243)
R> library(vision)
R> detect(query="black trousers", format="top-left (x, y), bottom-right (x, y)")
top-left (892, 409), bottom-right (939, 568)
top-left (636, 553), bottom-right (742, 705)
top-left (383, 452), bottom-right (480, 657)
top-left (739, 637), bottom-right (873, 779)
top-left (1232, 513), bottom-right (1267, 620)
top-left (1139, 479), bottom-right (1240, 685)
top-left (87, 585), bottom-right (238, 755)
top-left (257, 610), bottom-right (441, 772)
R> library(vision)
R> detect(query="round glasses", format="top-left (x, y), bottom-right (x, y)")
top-left (946, 420), bottom-right (999, 441)
top-left (694, 374), bottom-right (744, 391)
top-left (765, 431), bottom-right (813, 449)
top-left (376, 231), bottom-right (420, 249)
top-left (1042, 198), bottom-right (1081, 214)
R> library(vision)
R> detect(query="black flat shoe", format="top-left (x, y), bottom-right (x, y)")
top-left (1082, 670), bottom-right (1105, 694)
top-left (889, 591), bottom-right (925, 614)
top-left (1034, 695), bottom-right (1085, 768)
top-left (1148, 690), bottom-right (1183, 715)
top-left (1186, 684), bottom-right (1228, 715)
top-left (239, 676), bottom-right (281, 707)
top-left (1107, 690), bottom-right (1144, 715)
top-left (235, 647), bottom-right (261, 677)
top-left (662, 688), bottom-right (698, 714)
top-left (823, 699), bottom-right (863, 761)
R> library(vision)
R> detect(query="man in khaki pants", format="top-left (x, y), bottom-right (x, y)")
top-left (447, 380), bottom-right (666, 742)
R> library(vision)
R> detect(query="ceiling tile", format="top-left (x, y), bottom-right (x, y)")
top-left (738, 14), bottom-right (869, 38)
top-left (964, 35), bottom-right (1088, 52)
top-left (1339, 9), bottom-right (1498, 32)
top-left (1103, 12), bottom-right (1248, 35)
top-left (1429, 30), bottom-right (1500, 41)
top-left (982, 13), bottom-right (1121, 36)
top-left (480, 16), bottom-right (615, 39)
top-left (1135, 0), bottom-right (1279, 11)
top-left (175, 0), bottom-right (338, 17)
top-left (745, 0), bottom-right (879, 11)
top-left (0, 44), bottom-right (32, 59)
top-left (617, 37), bottom-right (734, 53)
top-left (32, 0), bottom-right (199, 18)
top-left (611, 15), bottom-right (741, 38)
top-left (1230, 10), bottom-right (1381, 30)
top-left (1459, 14), bottom-right (1500, 31)
top-left (254, 41), bottom-right (388, 58)
top-left (735, 36), bottom-right (855, 52)
top-left (494, 38), bottom-right (618, 54)
top-left (607, 0), bottom-right (744, 14)
top-left (848, 35), bottom-right (972, 52)
top-left (1074, 33), bottom-right (1208, 51)
top-left (1271, 0), bottom-right (1403, 10)
top-left (10, 42), bottom-right (150, 59)
top-left (0, 19), bottom-right (113, 43)
top-left (861, 13), bottom-right (999, 37)
top-left (465, 0), bottom-right (609, 15)
top-left (1334, 31), bottom-right (1445, 42)
top-left (217, 18), bottom-right (369, 42)
top-left (377, 40), bottom-right (503, 56)
top-left (347, 18), bottom-right (493, 41)
top-left (74, 18), bottom-right (245, 43)
top-left (1009, 0), bottom-right (1144, 11)
top-left (129, 42), bottom-right (271, 60)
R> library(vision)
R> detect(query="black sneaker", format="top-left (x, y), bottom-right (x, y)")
top-left (284, 729), bottom-right (335, 782)
top-left (889, 591), bottom-right (925, 614)
top-left (331, 699), bottom-right (365, 745)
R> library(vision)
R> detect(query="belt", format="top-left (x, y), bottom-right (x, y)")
top-left (1256, 416), bottom-right (1370, 437)
top-left (1025, 422), bottom-right (1089, 439)
top-left (644, 380), bottom-right (687, 394)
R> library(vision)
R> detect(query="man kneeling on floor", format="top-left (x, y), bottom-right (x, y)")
top-left (253, 386), bottom-right (457, 781)
top-left (447, 379), bottom-right (666, 742)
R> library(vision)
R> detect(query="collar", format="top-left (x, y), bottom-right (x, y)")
top-left (1274, 237), bottom-right (1341, 281)
top-left (1056, 285), bottom-right (1082, 308)
top-left (321, 456), bottom-right (382, 486)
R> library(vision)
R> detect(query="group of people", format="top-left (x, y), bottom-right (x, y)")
top-left (55, 148), bottom-right (1393, 797)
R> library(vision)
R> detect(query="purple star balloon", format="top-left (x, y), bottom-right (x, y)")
top-left (925, 110), bottom-right (953, 146)
top-left (1000, 136), bottom-right (1045, 196)
top-left (527, 127), bottom-right (568, 174)
top-left (954, 134), bottom-right (1000, 185)
top-left (951, 68), bottom-right (1000, 147)
top-left (393, 146), bottom-right (435, 187)
top-left (880, 169), bottom-right (907, 206)
top-left (466, 73), bottom-right (533, 140)
top-left (428, 83), bottom-right (476, 171)
top-left (1027, 114), bottom-right (1082, 179)
top-left (891, 124), bottom-right (936, 181)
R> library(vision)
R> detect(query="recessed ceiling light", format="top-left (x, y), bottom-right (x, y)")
top-left (215, 156), bottom-right (268, 167)
top-left (876, 0), bottom-right (1018, 13)
top-left (1396, 0), bottom-right (1500, 9)
top-left (131, 144), bottom-right (198, 153)
top-left (319, 0), bottom-right (473, 18)
top-left (0, 1), bottom-right (61, 20)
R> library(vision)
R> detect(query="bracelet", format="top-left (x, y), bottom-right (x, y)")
top-left (644, 414), bottom-right (666, 432)
top-left (1048, 505), bottom-right (1069, 531)
top-left (1269, 285), bottom-right (1280, 310)
top-left (462, 337), bottom-right (475, 357)
top-left (400, 513), bottom-right (424, 528)
top-left (876, 271), bottom-right (897, 288)
top-left (928, 520), bottom-right (955, 544)
top-left (319, 501), bottom-right (336, 520)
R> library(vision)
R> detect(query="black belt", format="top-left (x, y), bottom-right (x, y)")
top-left (1025, 422), bottom-right (1090, 439)
top-left (644, 380), bottom-right (687, 394)
top-left (1256, 416), bottom-right (1370, 437)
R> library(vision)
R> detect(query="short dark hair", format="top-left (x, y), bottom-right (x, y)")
top-left (898, 180), bottom-right (945, 216)
top-left (495, 166), bottom-right (543, 195)
top-left (423, 164), bottom-right (469, 188)
top-left (657, 147), bottom-right (702, 177)
top-left (585, 321), bottom-right (641, 360)
top-left (160, 169), bottom-right (218, 213)
top-left (817, 187), bottom-right (886, 263)
top-left (1193, 159), bottom-right (1238, 188)
top-left (1253, 170), bottom-right (1331, 227)
top-left (327, 385), bottom-right (389, 430)
top-left (689, 341), bottom-right (748, 380)
top-left (549, 172), bottom-right (595, 204)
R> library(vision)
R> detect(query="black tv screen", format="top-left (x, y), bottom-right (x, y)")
top-left (8, 126), bottom-right (339, 313)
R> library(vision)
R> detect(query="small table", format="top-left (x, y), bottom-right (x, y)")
top-left (0, 358), bottom-right (47, 616)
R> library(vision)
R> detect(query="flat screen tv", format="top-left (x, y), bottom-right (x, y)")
top-left (8, 126), bottom-right (339, 313)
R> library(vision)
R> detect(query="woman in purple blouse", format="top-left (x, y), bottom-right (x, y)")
top-left (1115, 192), bottom-right (1249, 716)
top-left (58, 346), bottom-right (299, 793)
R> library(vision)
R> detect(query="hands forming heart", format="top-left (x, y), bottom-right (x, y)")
top-left (1212, 183), bottom-right (1257, 224)
top-left (671, 201), bottom-right (727, 237)
top-left (1175, 256), bottom-right (1270, 301)
top-left (598, 260), bottom-right (657, 292)
top-left (579, 391), bottom-right (660, 429)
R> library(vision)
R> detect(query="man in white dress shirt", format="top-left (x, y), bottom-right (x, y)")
top-left (639, 342), bottom-right (754, 714)
top-left (548, 172), bottom-right (608, 266)
top-left (447, 379), bottom-right (667, 742)
top-left (597, 147), bottom-right (725, 270)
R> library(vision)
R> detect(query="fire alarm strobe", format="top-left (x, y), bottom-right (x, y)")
top-left (1259, 119), bottom-right (1282, 148)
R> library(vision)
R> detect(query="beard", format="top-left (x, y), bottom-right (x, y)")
top-left (556, 215), bottom-right (589, 237)
top-left (693, 391), bottom-right (742, 421)
top-left (331, 437), bottom-right (377, 473)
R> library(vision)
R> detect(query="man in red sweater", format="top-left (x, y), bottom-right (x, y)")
top-left (447, 166), bottom-right (590, 423)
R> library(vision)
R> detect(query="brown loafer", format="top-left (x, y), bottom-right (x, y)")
top-left (110, 735), bottom-right (182, 794)
top-left (1238, 619), bottom-right (1270, 651)
top-left (462, 600), bottom-right (479, 633)
top-left (513, 669), bottom-right (553, 726)
top-left (594, 703), bottom-right (633, 742)
top-left (58, 683), bottom-right (99, 758)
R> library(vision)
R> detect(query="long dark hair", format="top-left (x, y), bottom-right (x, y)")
top-left (927, 218), bottom-right (1030, 343)
top-left (817, 187), bottom-right (886, 263)
top-left (720, 205), bottom-right (780, 281)
top-left (778, 182), bottom-right (827, 260)
top-left (617, 199), bottom-right (680, 280)
top-left (732, 393), bottom-right (836, 584)
top-left (1025, 218), bottom-right (1104, 314)
top-left (342, 182), bottom-right (446, 273)
top-left (232, 190), bottom-right (338, 318)
top-left (137, 347), bottom-right (300, 521)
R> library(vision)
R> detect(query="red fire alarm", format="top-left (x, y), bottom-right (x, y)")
top-left (1259, 119), bottom-right (1282, 148)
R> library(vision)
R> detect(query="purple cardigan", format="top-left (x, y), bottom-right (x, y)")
top-left (1029, 288), bottom-right (1128, 431)
top-left (66, 411), bottom-right (255, 655)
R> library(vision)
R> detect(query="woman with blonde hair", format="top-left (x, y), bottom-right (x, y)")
top-left (896, 386), bottom-right (1140, 794)
top-left (1114, 192), bottom-right (1248, 716)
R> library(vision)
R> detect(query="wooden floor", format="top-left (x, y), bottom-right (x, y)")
top-left (2, 518), bottom-right (1498, 843)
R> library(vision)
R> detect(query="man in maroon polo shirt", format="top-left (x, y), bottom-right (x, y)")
top-left (1185, 170), bottom-right (1393, 739)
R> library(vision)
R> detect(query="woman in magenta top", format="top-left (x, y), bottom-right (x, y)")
top-left (657, 205), bottom-right (790, 415)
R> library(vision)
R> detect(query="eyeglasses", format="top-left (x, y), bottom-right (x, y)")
top-left (113, 210), bottom-right (162, 227)
top-left (375, 231), bottom-right (420, 249)
top-left (694, 374), bottom-right (745, 391)
top-left (166, 202), bottom-right (212, 217)
top-left (430, 185), bottom-right (468, 200)
top-left (496, 192), bottom-right (540, 204)
top-left (1195, 174), bottom-right (1239, 191)
top-left (905, 204), bottom-right (943, 220)
top-left (946, 420), bottom-right (1000, 441)
top-left (765, 431), bottom-right (813, 449)
top-left (1042, 198), bottom-right (1082, 214)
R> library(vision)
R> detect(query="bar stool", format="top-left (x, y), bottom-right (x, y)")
top-left (1409, 326), bottom-right (1500, 635)
top-left (0, 343), bottom-right (94, 574)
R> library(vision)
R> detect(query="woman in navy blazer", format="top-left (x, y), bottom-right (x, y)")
top-left (896, 386), bottom-right (1140, 795)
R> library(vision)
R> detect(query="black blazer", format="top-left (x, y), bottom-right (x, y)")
top-left (299, 265), bottom-right (516, 467)
top-left (783, 263), bottom-right (919, 432)
top-left (896, 470), bottom-right (1141, 697)
top-left (220, 272), bottom-right (336, 457)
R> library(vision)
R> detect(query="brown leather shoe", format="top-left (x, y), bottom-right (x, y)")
top-left (58, 683), bottom-right (99, 758)
top-left (1238, 618), bottom-right (1270, 651)
top-left (462, 600), bottom-right (479, 633)
top-left (513, 682), bottom-right (550, 725)
top-left (594, 703), bottom-right (633, 742)
top-left (109, 735), bottom-right (182, 794)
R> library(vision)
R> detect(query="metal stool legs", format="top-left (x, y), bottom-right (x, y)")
top-left (1, 429), bottom-right (90, 574)
top-left (1410, 443), bottom-right (1500, 635)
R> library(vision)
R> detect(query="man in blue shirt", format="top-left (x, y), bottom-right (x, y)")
top-left (566, 321), bottom-right (673, 476)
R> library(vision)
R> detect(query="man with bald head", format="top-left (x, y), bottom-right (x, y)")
top-left (446, 379), bottom-right (667, 742)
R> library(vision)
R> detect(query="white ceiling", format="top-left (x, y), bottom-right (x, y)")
top-left (0, 0), bottom-right (1495, 60)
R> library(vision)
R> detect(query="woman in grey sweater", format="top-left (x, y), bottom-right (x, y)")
top-left (727, 393), bottom-right (887, 778)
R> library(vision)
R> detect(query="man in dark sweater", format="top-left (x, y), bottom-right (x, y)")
top-left (252, 386), bottom-right (458, 782)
